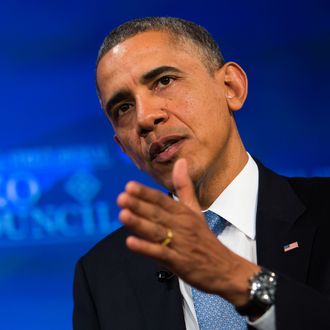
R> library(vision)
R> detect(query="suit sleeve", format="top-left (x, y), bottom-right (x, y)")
top-left (276, 274), bottom-right (330, 329)
top-left (73, 259), bottom-right (100, 330)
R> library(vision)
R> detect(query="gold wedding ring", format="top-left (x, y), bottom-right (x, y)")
top-left (161, 228), bottom-right (173, 246)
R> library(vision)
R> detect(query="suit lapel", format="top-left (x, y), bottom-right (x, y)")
top-left (256, 161), bottom-right (316, 282)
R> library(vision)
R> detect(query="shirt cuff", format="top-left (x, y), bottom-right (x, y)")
top-left (246, 305), bottom-right (276, 330)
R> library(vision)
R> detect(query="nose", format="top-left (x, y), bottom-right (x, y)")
top-left (135, 95), bottom-right (168, 136)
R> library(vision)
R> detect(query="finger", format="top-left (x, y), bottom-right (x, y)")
top-left (126, 235), bottom-right (175, 262)
top-left (124, 181), bottom-right (177, 211)
top-left (117, 192), bottom-right (169, 225)
top-left (119, 209), bottom-right (168, 243)
top-left (172, 158), bottom-right (200, 212)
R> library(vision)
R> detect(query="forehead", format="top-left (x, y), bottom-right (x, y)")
top-left (96, 31), bottom-right (206, 85)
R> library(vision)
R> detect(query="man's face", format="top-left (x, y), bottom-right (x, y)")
top-left (96, 31), bottom-right (238, 191)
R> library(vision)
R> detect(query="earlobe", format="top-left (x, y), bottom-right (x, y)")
top-left (223, 62), bottom-right (248, 111)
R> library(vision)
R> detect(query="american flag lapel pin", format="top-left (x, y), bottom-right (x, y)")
top-left (283, 241), bottom-right (299, 252)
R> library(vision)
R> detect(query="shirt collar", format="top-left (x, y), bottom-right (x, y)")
top-left (207, 153), bottom-right (259, 239)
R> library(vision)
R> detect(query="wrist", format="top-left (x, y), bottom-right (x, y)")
top-left (213, 256), bottom-right (261, 306)
top-left (228, 263), bottom-right (261, 307)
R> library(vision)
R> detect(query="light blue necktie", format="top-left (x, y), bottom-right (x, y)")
top-left (192, 210), bottom-right (247, 329)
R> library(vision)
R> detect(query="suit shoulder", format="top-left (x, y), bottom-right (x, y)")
top-left (79, 226), bottom-right (132, 268)
top-left (288, 177), bottom-right (330, 195)
top-left (288, 176), bottom-right (330, 186)
top-left (287, 177), bottom-right (330, 208)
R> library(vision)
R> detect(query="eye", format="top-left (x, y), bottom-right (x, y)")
top-left (155, 76), bottom-right (175, 90)
top-left (114, 103), bottom-right (133, 118)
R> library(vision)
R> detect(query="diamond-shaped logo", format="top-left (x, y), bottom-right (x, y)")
top-left (65, 171), bottom-right (101, 204)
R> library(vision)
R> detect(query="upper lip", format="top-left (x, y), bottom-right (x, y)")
top-left (148, 135), bottom-right (184, 161)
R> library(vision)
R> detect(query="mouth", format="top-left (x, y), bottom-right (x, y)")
top-left (149, 135), bottom-right (185, 163)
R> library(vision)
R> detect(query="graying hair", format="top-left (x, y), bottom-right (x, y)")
top-left (96, 17), bottom-right (225, 72)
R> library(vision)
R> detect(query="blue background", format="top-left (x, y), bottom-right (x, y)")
top-left (1, 0), bottom-right (330, 329)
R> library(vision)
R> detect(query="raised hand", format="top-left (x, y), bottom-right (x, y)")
top-left (117, 158), bottom-right (259, 306)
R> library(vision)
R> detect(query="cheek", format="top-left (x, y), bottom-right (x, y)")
top-left (121, 142), bottom-right (147, 170)
top-left (117, 132), bottom-right (142, 157)
top-left (177, 92), bottom-right (221, 134)
top-left (172, 92), bottom-right (201, 123)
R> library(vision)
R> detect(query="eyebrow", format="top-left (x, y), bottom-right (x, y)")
top-left (105, 66), bottom-right (182, 115)
top-left (140, 66), bottom-right (182, 84)
top-left (105, 90), bottom-right (131, 117)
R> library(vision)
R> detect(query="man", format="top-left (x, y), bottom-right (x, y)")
top-left (73, 17), bottom-right (330, 329)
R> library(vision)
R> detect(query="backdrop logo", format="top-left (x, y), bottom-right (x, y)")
top-left (0, 145), bottom-right (119, 245)
top-left (65, 171), bottom-right (101, 204)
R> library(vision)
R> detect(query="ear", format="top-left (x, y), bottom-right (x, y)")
top-left (221, 62), bottom-right (248, 111)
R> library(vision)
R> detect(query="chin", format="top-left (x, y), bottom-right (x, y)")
top-left (155, 175), bottom-right (175, 193)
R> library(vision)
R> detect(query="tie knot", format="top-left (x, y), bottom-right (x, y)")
top-left (204, 210), bottom-right (227, 236)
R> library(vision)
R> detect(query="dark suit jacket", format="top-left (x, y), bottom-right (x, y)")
top-left (73, 163), bottom-right (330, 329)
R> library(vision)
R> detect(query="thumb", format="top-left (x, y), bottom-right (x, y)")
top-left (172, 158), bottom-right (200, 212)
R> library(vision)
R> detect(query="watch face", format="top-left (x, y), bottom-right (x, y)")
top-left (251, 270), bottom-right (277, 305)
top-left (236, 269), bottom-right (277, 317)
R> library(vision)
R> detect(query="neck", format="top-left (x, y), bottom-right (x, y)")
top-left (195, 139), bottom-right (248, 210)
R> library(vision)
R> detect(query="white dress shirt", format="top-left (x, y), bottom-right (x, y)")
top-left (178, 154), bottom-right (275, 330)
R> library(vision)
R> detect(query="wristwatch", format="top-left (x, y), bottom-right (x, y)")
top-left (236, 267), bottom-right (277, 318)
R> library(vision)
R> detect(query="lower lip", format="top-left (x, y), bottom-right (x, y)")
top-left (152, 139), bottom-right (185, 163)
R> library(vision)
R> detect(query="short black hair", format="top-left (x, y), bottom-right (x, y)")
top-left (97, 17), bottom-right (225, 73)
